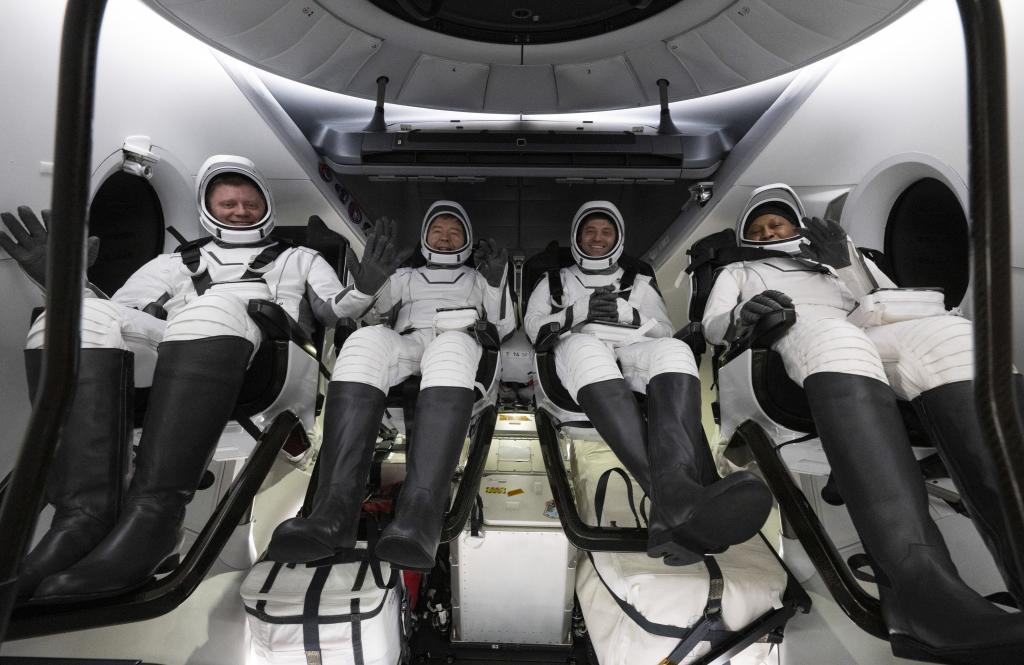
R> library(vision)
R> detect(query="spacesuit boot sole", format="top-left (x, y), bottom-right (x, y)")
top-left (656, 475), bottom-right (773, 556)
top-left (374, 534), bottom-right (436, 572)
top-left (645, 535), bottom-right (704, 566)
top-left (889, 633), bottom-right (1024, 665)
top-left (266, 522), bottom-right (348, 564)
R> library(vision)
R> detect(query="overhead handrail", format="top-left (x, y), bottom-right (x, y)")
top-left (0, 0), bottom-right (108, 643)
top-left (5, 411), bottom-right (300, 640)
top-left (955, 0), bottom-right (1024, 591)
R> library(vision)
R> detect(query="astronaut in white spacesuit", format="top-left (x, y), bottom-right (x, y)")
top-left (524, 201), bottom-right (772, 565)
top-left (1, 155), bottom-right (369, 600)
top-left (268, 200), bottom-right (513, 570)
top-left (702, 184), bottom-right (1024, 662)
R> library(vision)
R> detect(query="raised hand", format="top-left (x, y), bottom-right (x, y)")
top-left (798, 216), bottom-right (851, 269)
top-left (473, 238), bottom-right (508, 287)
top-left (0, 206), bottom-right (50, 285)
top-left (344, 217), bottom-right (404, 295)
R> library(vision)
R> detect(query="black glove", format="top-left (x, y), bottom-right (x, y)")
top-left (731, 290), bottom-right (795, 345)
top-left (345, 217), bottom-right (402, 295)
top-left (587, 285), bottom-right (619, 322)
top-left (0, 207), bottom-right (49, 285)
top-left (473, 238), bottom-right (508, 287)
top-left (798, 216), bottom-right (850, 269)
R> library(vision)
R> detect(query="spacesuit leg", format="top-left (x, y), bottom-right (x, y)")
top-left (376, 330), bottom-right (481, 570)
top-left (17, 300), bottom-right (148, 598)
top-left (870, 315), bottom-right (1024, 604)
top-left (36, 293), bottom-right (259, 600)
top-left (805, 371), bottom-right (1024, 662)
top-left (269, 325), bottom-right (417, 563)
top-left (618, 338), bottom-right (772, 559)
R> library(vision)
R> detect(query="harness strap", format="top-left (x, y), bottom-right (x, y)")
top-left (594, 467), bottom-right (644, 528)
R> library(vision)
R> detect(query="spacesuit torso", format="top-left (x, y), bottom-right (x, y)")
top-left (381, 263), bottom-right (514, 338)
top-left (702, 255), bottom-right (894, 346)
top-left (524, 263), bottom-right (673, 341)
top-left (111, 239), bottom-right (370, 334)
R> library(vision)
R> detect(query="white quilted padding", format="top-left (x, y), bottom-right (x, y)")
top-left (571, 439), bottom-right (787, 665)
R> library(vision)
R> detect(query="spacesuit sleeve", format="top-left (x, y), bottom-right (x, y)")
top-left (478, 272), bottom-right (516, 340)
top-left (304, 252), bottom-right (376, 325)
top-left (524, 273), bottom-right (584, 343)
top-left (624, 275), bottom-right (674, 337)
top-left (366, 267), bottom-right (409, 318)
top-left (110, 255), bottom-right (181, 310)
top-left (701, 264), bottom-right (747, 346)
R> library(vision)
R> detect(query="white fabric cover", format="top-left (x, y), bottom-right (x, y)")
top-left (240, 558), bottom-right (402, 665)
top-left (570, 440), bottom-right (787, 665)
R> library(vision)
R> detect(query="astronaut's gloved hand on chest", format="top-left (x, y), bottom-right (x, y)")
top-left (586, 285), bottom-right (619, 323)
top-left (472, 238), bottom-right (508, 287)
top-left (345, 217), bottom-right (403, 295)
top-left (729, 289), bottom-right (795, 345)
top-left (798, 216), bottom-right (851, 269)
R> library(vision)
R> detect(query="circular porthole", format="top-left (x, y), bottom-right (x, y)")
top-left (884, 178), bottom-right (969, 308)
top-left (87, 171), bottom-right (165, 295)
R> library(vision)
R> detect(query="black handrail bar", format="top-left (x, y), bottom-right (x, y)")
top-left (0, 0), bottom-right (108, 642)
top-left (441, 405), bottom-right (497, 543)
top-left (5, 411), bottom-right (300, 640)
top-left (955, 0), bottom-right (1024, 590)
top-left (535, 409), bottom-right (649, 552)
top-left (736, 420), bottom-right (887, 638)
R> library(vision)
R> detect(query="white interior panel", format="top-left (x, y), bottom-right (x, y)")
top-left (397, 55), bottom-right (491, 110)
top-left (302, 29), bottom-right (382, 89)
top-left (484, 65), bottom-right (558, 113)
top-left (554, 57), bottom-right (643, 111)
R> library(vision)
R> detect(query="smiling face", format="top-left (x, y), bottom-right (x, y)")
top-left (577, 216), bottom-right (618, 258)
top-left (743, 213), bottom-right (799, 243)
top-left (207, 182), bottom-right (267, 227)
top-left (425, 214), bottom-right (466, 251)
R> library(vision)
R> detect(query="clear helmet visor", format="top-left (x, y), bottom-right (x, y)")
top-left (420, 200), bottom-right (472, 265)
top-left (736, 184), bottom-right (806, 254)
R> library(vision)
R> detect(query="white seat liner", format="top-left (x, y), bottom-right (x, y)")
top-left (571, 439), bottom-right (787, 665)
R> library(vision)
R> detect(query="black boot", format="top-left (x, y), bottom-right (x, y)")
top-left (914, 378), bottom-right (1024, 606)
top-left (578, 378), bottom-right (771, 566)
top-left (268, 381), bottom-right (387, 563)
top-left (34, 336), bottom-right (253, 601)
top-left (805, 372), bottom-right (1024, 664)
top-left (646, 373), bottom-right (772, 558)
top-left (17, 349), bottom-right (132, 599)
top-left (375, 386), bottom-right (473, 570)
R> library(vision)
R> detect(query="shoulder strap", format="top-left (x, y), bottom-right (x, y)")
top-left (547, 269), bottom-right (564, 314)
top-left (241, 238), bottom-right (295, 280)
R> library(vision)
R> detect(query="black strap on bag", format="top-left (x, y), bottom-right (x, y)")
top-left (303, 566), bottom-right (332, 665)
top-left (590, 467), bottom-right (735, 663)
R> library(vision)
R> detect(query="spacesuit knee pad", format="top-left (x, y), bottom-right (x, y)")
top-left (162, 293), bottom-right (262, 348)
top-left (775, 317), bottom-right (886, 386)
top-left (26, 299), bottom-right (132, 350)
top-left (555, 334), bottom-right (621, 402)
top-left (646, 337), bottom-right (699, 379)
top-left (420, 331), bottom-right (481, 390)
top-left (334, 326), bottom-right (401, 391)
top-left (888, 316), bottom-right (974, 397)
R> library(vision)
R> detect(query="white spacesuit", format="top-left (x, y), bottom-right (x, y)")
top-left (524, 201), bottom-right (772, 565)
top-left (701, 184), bottom-right (1024, 662)
top-left (10, 155), bottom-right (366, 601)
top-left (269, 200), bottom-right (514, 570)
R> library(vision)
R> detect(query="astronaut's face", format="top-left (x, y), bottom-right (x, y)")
top-left (208, 183), bottom-right (267, 227)
top-left (578, 217), bottom-right (618, 257)
top-left (426, 215), bottom-right (466, 251)
top-left (744, 213), bottom-right (799, 242)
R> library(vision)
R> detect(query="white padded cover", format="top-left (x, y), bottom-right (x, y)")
top-left (241, 557), bottom-right (402, 665)
top-left (571, 439), bottom-right (787, 665)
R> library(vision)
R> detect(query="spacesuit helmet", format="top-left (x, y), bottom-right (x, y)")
top-left (570, 200), bottom-right (625, 271)
top-left (197, 155), bottom-right (275, 244)
top-left (421, 200), bottom-right (472, 266)
top-left (736, 184), bottom-right (806, 254)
